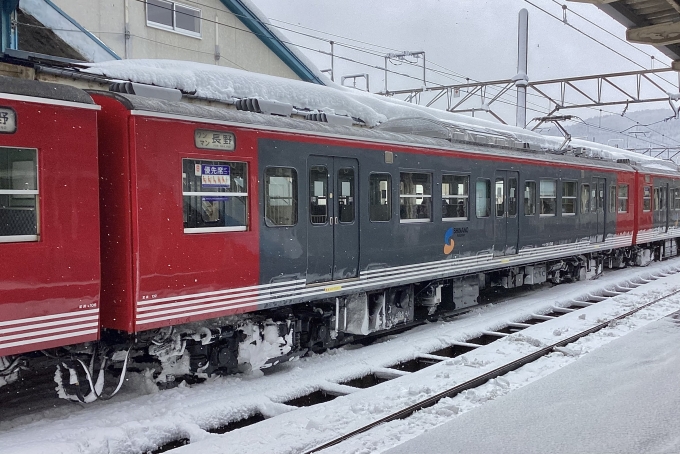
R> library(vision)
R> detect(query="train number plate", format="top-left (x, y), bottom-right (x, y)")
top-left (195, 129), bottom-right (235, 151)
top-left (0, 107), bottom-right (16, 134)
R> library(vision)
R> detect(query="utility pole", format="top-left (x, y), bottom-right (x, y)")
top-left (514, 9), bottom-right (529, 128)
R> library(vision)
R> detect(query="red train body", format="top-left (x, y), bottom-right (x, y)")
top-left (1, 75), bottom-right (679, 393)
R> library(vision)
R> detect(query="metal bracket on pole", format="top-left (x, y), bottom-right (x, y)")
top-left (530, 115), bottom-right (574, 151)
top-left (383, 50), bottom-right (426, 94)
top-left (669, 92), bottom-right (680, 119)
top-left (341, 73), bottom-right (370, 92)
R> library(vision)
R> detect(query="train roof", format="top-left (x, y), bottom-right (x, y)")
top-left (94, 90), bottom-right (652, 173)
top-left (0, 75), bottom-right (94, 105)
top-left (81, 60), bottom-right (679, 176)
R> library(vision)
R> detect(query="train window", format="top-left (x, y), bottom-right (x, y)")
top-left (265, 167), bottom-right (297, 227)
top-left (508, 178), bottom-right (518, 216)
top-left (609, 185), bottom-right (616, 213)
top-left (653, 187), bottom-right (661, 211)
top-left (476, 179), bottom-right (491, 218)
top-left (0, 148), bottom-right (39, 242)
top-left (618, 185), bottom-right (629, 213)
top-left (643, 186), bottom-right (652, 211)
top-left (310, 166), bottom-right (328, 224)
top-left (442, 174), bottom-right (469, 220)
top-left (147, 0), bottom-right (201, 37)
top-left (337, 168), bottom-right (355, 223)
top-left (581, 184), bottom-right (591, 213)
top-left (182, 159), bottom-right (248, 233)
top-left (495, 178), bottom-right (505, 217)
top-left (400, 172), bottom-right (432, 222)
top-left (369, 173), bottom-right (391, 222)
top-left (524, 181), bottom-right (536, 216)
top-left (674, 188), bottom-right (680, 210)
top-left (539, 179), bottom-right (556, 216)
top-left (562, 181), bottom-right (577, 215)
top-left (660, 187), bottom-right (667, 211)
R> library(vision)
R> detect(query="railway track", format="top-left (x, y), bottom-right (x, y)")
top-left (2, 261), bottom-right (680, 454)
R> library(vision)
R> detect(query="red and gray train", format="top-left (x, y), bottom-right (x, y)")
top-left (1, 74), bottom-right (679, 395)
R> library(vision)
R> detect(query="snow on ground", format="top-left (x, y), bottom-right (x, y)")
top-left (1, 260), bottom-right (678, 454)
top-left (383, 311), bottom-right (680, 454)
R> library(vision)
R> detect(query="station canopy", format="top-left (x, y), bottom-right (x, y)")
top-left (570, 0), bottom-right (680, 68)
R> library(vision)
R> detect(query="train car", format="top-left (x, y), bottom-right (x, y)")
top-left (88, 90), bottom-right (679, 384)
top-left (632, 168), bottom-right (680, 261)
top-left (0, 76), bottom-right (101, 362)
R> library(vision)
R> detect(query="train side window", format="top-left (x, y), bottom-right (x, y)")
top-left (660, 186), bottom-right (667, 211)
top-left (618, 184), bottom-right (629, 213)
top-left (369, 173), bottom-right (391, 222)
top-left (581, 184), bottom-right (590, 213)
top-left (0, 148), bottom-right (39, 242)
top-left (523, 181), bottom-right (536, 215)
top-left (539, 179), bottom-right (556, 216)
top-left (475, 179), bottom-right (491, 218)
top-left (609, 185), bottom-right (616, 213)
top-left (495, 178), bottom-right (505, 217)
top-left (400, 172), bottom-right (432, 222)
top-left (508, 178), bottom-right (518, 216)
top-left (643, 186), bottom-right (652, 211)
top-left (310, 166), bottom-right (328, 225)
top-left (265, 167), bottom-right (297, 227)
top-left (562, 181), bottom-right (577, 215)
top-left (653, 187), bottom-right (661, 211)
top-left (442, 174), bottom-right (469, 220)
top-left (182, 159), bottom-right (248, 233)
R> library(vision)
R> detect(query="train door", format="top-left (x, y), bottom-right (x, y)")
top-left (655, 182), bottom-right (669, 233)
top-left (493, 170), bottom-right (519, 256)
top-left (593, 177), bottom-right (606, 242)
top-left (306, 156), bottom-right (359, 284)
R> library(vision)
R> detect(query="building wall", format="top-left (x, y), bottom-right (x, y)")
top-left (49, 0), bottom-right (300, 79)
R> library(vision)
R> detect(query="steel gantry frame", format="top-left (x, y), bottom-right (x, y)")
top-left (383, 67), bottom-right (680, 125)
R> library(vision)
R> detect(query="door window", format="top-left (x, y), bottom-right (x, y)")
top-left (310, 166), bottom-right (328, 224)
top-left (337, 168), bottom-right (355, 223)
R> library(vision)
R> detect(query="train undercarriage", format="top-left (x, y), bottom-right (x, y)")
top-left (2, 240), bottom-right (678, 402)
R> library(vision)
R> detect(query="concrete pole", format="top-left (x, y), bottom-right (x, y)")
top-left (124, 0), bottom-right (130, 59)
top-left (330, 41), bottom-right (335, 81)
top-left (515, 8), bottom-right (529, 128)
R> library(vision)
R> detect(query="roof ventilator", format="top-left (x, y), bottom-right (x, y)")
top-left (109, 82), bottom-right (182, 102)
top-left (235, 98), bottom-right (293, 117)
top-left (305, 112), bottom-right (354, 126)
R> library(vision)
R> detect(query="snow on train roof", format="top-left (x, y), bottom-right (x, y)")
top-left (84, 59), bottom-right (678, 173)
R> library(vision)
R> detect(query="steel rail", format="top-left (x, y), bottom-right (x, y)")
top-left (304, 274), bottom-right (680, 453)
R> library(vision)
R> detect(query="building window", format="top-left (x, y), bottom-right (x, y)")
top-left (265, 167), bottom-right (297, 227)
top-left (442, 174), bottom-right (469, 220)
top-left (618, 184), bottom-right (629, 213)
top-left (182, 159), bottom-right (247, 233)
top-left (147, 0), bottom-right (201, 37)
top-left (476, 179), bottom-right (491, 218)
top-left (524, 181), bottom-right (536, 215)
top-left (0, 148), bottom-right (38, 242)
top-left (540, 179), bottom-right (556, 216)
top-left (643, 186), bottom-right (652, 212)
top-left (581, 184), bottom-right (591, 214)
top-left (369, 173), bottom-right (391, 222)
top-left (400, 172), bottom-right (431, 222)
top-left (562, 181), bottom-right (577, 215)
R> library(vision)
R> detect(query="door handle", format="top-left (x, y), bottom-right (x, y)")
top-left (335, 216), bottom-right (339, 224)
top-left (330, 216), bottom-right (333, 225)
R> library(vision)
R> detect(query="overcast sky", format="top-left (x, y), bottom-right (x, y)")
top-left (253, 0), bottom-right (679, 123)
